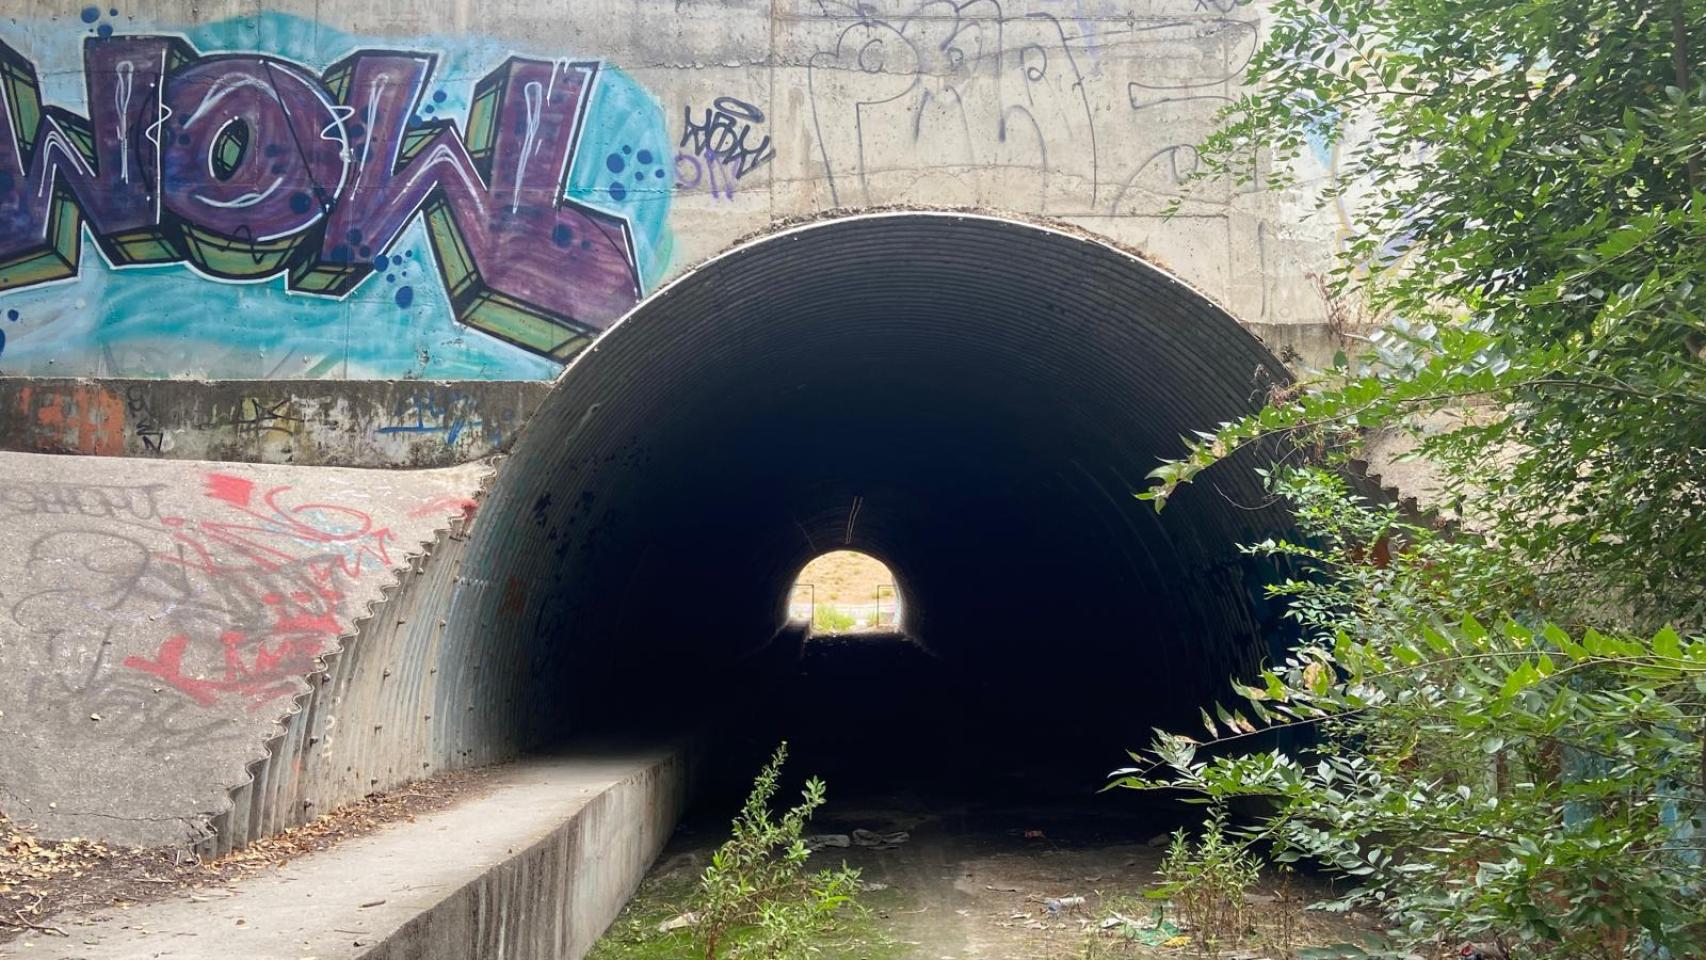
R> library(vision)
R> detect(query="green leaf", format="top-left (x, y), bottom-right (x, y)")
top-left (1652, 626), bottom-right (1683, 660)
top-left (1499, 661), bottom-right (1540, 698)
top-left (1545, 623), bottom-right (1588, 661)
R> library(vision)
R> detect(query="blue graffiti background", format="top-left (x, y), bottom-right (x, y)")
top-left (0, 10), bottom-right (674, 379)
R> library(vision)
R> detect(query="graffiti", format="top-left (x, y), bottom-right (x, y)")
top-left (10, 525), bottom-right (236, 751)
top-left (0, 378), bottom-right (540, 464)
top-left (125, 386), bottom-right (165, 453)
top-left (0, 479), bottom-right (163, 520)
top-left (1, 472), bottom-right (416, 737)
top-left (806, 0), bottom-right (1102, 207)
top-left (804, 0), bottom-right (1259, 214)
top-left (181, 471), bottom-right (396, 579)
top-left (0, 14), bottom-right (674, 380)
top-left (679, 97), bottom-right (775, 180)
top-left (132, 469), bottom-right (383, 708)
top-left (0, 36), bottom-right (639, 362)
top-left (123, 630), bottom-right (317, 709)
top-left (376, 389), bottom-right (500, 447)
top-left (230, 397), bottom-right (303, 441)
top-left (408, 493), bottom-right (478, 521)
top-left (673, 95), bottom-right (773, 200)
top-left (11, 384), bottom-right (126, 456)
top-left (674, 150), bottom-right (745, 201)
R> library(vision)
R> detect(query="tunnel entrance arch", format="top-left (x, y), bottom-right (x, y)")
top-left (440, 211), bottom-right (1302, 760)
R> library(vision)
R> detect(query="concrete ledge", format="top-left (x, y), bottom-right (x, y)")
top-left (21, 746), bottom-right (692, 960)
top-left (0, 379), bottom-right (550, 467)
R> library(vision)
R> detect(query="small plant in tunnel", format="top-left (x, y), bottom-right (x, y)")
top-left (694, 742), bottom-right (862, 959)
top-left (1150, 807), bottom-right (1261, 959)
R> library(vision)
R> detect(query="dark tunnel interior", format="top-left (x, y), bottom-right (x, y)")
top-left (464, 212), bottom-right (1303, 799)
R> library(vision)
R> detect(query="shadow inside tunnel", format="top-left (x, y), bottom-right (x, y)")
top-left (584, 627), bottom-right (1200, 832)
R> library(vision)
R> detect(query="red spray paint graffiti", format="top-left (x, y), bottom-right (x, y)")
top-left (121, 472), bottom-right (401, 710)
top-left (408, 493), bottom-right (478, 522)
top-left (124, 631), bottom-right (315, 710)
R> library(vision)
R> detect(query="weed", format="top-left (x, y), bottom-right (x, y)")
top-left (811, 605), bottom-right (857, 633)
top-left (695, 743), bottom-right (862, 959)
top-left (1151, 808), bottom-right (1260, 959)
top-left (1273, 865), bottom-right (1299, 959)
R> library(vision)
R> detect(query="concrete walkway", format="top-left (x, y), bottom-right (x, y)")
top-left (10, 747), bottom-right (689, 960)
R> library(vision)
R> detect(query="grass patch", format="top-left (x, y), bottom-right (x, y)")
top-left (588, 858), bottom-right (909, 960)
top-left (586, 859), bottom-right (701, 960)
top-left (812, 605), bottom-right (859, 633)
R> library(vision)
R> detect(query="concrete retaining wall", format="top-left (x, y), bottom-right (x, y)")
top-left (365, 751), bottom-right (694, 960)
top-left (0, 379), bottom-right (548, 466)
top-left (16, 749), bottom-right (695, 960)
top-left (0, 453), bottom-right (492, 847)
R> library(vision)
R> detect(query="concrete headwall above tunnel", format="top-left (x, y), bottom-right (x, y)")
top-left (0, 0), bottom-right (1344, 393)
top-left (449, 212), bottom-right (1302, 752)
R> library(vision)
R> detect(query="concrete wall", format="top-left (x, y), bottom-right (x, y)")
top-left (0, 453), bottom-right (490, 846)
top-left (17, 749), bottom-right (696, 960)
top-left (0, 0), bottom-right (1345, 389)
top-left (364, 750), bottom-right (694, 960)
top-left (0, 378), bottom-right (548, 465)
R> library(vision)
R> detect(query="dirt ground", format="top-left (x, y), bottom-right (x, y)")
top-left (0, 767), bottom-right (495, 946)
top-left (7, 760), bottom-right (1387, 959)
top-left (591, 789), bottom-right (1386, 960)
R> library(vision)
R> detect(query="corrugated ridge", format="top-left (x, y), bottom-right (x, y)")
top-left (197, 483), bottom-right (494, 857)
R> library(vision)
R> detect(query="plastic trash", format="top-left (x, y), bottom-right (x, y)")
top-left (657, 912), bottom-right (699, 933)
top-left (1045, 895), bottom-right (1086, 914)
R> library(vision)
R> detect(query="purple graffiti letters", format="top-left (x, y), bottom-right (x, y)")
top-left (0, 38), bottom-right (190, 276)
top-left (0, 37), bottom-right (642, 360)
top-left (674, 150), bottom-right (742, 200)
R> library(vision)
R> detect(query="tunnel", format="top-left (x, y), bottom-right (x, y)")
top-left (438, 211), bottom-right (1302, 792)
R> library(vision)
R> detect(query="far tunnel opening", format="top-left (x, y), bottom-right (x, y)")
top-left (791, 550), bottom-right (903, 635)
top-left (453, 211), bottom-right (1303, 857)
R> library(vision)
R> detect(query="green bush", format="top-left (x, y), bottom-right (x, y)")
top-left (1121, 469), bottom-right (1706, 958)
top-left (695, 743), bottom-right (862, 959)
top-left (1128, 0), bottom-right (1706, 951)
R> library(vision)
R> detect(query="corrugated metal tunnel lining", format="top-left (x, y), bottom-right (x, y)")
top-left (449, 212), bottom-right (1300, 753)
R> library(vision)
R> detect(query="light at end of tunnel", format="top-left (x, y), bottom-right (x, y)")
top-left (790, 550), bottom-right (901, 636)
